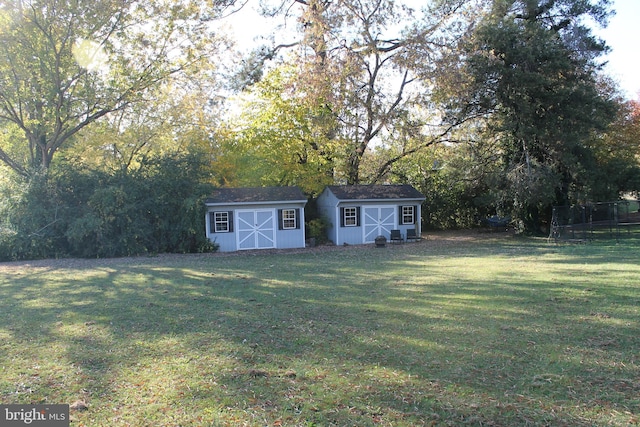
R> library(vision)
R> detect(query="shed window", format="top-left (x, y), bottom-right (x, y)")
top-left (212, 211), bottom-right (233, 233)
top-left (281, 209), bottom-right (297, 229)
top-left (401, 206), bottom-right (415, 225)
top-left (343, 207), bottom-right (358, 227)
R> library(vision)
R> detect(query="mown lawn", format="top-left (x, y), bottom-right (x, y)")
top-left (1, 232), bottom-right (639, 426)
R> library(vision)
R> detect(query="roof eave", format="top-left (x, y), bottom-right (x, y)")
top-left (335, 197), bottom-right (425, 203)
top-left (205, 199), bottom-right (308, 207)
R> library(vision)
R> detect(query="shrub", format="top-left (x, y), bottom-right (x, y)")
top-left (0, 172), bottom-right (70, 260)
top-left (306, 217), bottom-right (329, 244)
top-left (0, 154), bottom-right (217, 260)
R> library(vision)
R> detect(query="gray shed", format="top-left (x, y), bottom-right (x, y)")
top-left (205, 187), bottom-right (307, 252)
top-left (317, 184), bottom-right (425, 245)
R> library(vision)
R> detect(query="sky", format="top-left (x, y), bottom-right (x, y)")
top-left (226, 0), bottom-right (640, 101)
top-left (595, 0), bottom-right (640, 100)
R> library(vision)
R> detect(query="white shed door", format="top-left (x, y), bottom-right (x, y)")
top-left (236, 209), bottom-right (276, 250)
top-left (363, 206), bottom-right (396, 243)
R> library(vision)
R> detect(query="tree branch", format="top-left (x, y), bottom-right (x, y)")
top-left (370, 112), bottom-right (487, 184)
top-left (0, 146), bottom-right (28, 177)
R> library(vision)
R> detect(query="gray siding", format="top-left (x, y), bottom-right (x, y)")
top-left (206, 202), bottom-right (306, 252)
top-left (317, 188), bottom-right (339, 245)
top-left (317, 186), bottom-right (424, 246)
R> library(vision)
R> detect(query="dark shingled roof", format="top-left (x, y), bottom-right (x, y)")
top-left (205, 186), bottom-right (307, 205)
top-left (327, 184), bottom-right (425, 201)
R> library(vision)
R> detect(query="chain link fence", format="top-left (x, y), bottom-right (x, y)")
top-left (549, 200), bottom-right (640, 242)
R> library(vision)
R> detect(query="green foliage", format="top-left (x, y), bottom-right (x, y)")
top-left (64, 173), bottom-right (152, 258)
top-left (420, 171), bottom-right (484, 230)
top-left (0, 154), bottom-right (217, 261)
top-left (0, 0), bottom-right (223, 176)
top-left (303, 197), bottom-right (330, 243)
top-left (385, 142), bottom-right (499, 230)
top-left (306, 217), bottom-right (330, 244)
top-left (438, 0), bottom-right (618, 233)
top-left (0, 172), bottom-right (70, 260)
top-left (218, 67), bottom-right (336, 195)
top-left (586, 99), bottom-right (640, 200)
top-left (1, 0), bottom-right (636, 241)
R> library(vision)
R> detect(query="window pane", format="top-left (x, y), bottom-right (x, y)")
top-left (215, 212), bottom-right (229, 232)
top-left (282, 209), bottom-right (296, 229)
top-left (402, 206), bottom-right (414, 224)
top-left (344, 207), bottom-right (357, 226)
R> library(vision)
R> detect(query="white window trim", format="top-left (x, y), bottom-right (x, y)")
top-left (402, 205), bottom-right (415, 225)
top-left (214, 211), bottom-right (230, 232)
top-left (344, 207), bottom-right (358, 227)
top-left (282, 209), bottom-right (297, 230)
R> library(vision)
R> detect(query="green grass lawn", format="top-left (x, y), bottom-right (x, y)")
top-left (1, 233), bottom-right (639, 426)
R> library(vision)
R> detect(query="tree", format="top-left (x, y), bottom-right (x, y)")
top-left (587, 95), bottom-right (640, 200)
top-left (238, 0), bottom-right (472, 185)
top-left (214, 66), bottom-right (336, 195)
top-left (440, 0), bottom-right (617, 232)
top-left (60, 78), bottom-right (222, 173)
top-left (0, 0), bottom-right (226, 177)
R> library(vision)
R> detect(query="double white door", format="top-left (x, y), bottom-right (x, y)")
top-left (236, 209), bottom-right (275, 250)
top-left (363, 206), bottom-right (396, 243)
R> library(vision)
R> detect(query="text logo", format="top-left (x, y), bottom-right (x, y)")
top-left (0, 405), bottom-right (69, 427)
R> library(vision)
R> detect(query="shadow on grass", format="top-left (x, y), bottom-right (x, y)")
top-left (0, 236), bottom-right (638, 425)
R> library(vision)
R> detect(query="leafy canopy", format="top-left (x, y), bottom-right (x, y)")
top-left (0, 0), bottom-right (226, 176)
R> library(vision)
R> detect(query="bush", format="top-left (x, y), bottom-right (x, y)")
top-left (0, 154), bottom-right (218, 260)
top-left (306, 217), bottom-right (329, 244)
top-left (0, 172), bottom-right (70, 260)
